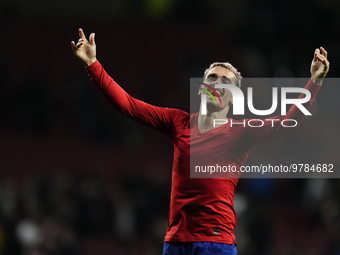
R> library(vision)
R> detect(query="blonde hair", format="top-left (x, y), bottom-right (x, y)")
top-left (204, 62), bottom-right (242, 88)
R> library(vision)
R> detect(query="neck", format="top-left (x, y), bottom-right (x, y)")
top-left (197, 107), bottom-right (230, 133)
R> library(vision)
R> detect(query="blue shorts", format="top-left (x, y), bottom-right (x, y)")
top-left (163, 242), bottom-right (237, 255)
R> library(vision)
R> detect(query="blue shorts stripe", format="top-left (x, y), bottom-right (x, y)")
top-left (163, 242), bottom-right (237, 255)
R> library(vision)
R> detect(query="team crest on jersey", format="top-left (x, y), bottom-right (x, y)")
top-left (213, 227), bottom-right (220, 234)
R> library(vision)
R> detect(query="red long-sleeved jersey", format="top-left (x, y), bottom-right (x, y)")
top-left (86, 61), bottom-right (321, 244)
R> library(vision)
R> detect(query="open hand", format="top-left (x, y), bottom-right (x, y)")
top-left (71, 28), bottom-right (97, 67)
top-left (310, 47), bottom-right (329, 85)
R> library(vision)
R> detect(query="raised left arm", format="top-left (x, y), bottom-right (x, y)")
top-left (243, 47), bottom-right (330, 146)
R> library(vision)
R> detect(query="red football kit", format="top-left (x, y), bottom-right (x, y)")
top-left (86, 61), bottom-right (321, 244)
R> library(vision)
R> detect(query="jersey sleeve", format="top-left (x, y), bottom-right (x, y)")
top-left (85, 61), bottom-right (184, 136)
top-left (242, 79), bottom-right (321, 146)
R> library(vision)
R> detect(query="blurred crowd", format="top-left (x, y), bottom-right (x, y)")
top-left (0, 172), bottom-right (170, 255)
top-left (0, 172), bottom-right (339, 255)
top-left (0, 0), bottom-right (340, 254)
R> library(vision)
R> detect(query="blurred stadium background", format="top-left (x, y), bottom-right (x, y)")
top-left (0, 0), bottom-right (340, 254)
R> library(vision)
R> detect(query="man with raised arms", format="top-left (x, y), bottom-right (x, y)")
top-left (71, 28), bottom-right (329, 255)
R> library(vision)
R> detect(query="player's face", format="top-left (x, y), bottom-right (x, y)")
top-left (199, 66), bottom-right (237, 112)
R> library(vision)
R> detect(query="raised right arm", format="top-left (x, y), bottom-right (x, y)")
top-left (71, 29), bottom-right (186, 135)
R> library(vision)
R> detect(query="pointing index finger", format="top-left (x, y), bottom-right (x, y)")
top-left (320, 47), bottom-right (327, 58)
top-left (79, 28), bottom-right (86, 39)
